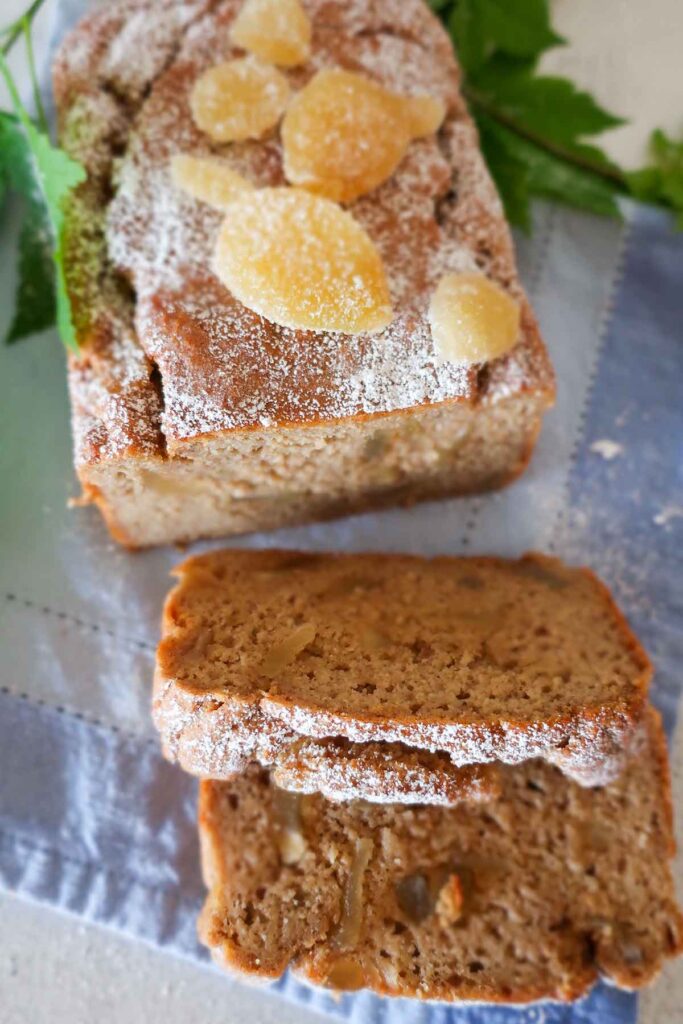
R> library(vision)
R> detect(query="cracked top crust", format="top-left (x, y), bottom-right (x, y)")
top-left (54, 0), bottom-right (553, 462)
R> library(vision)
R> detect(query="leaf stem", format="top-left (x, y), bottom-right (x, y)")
top-left (1, 0), bottom-right (47, 56)
top-left (463, 83), bottom-right (629, 191)
top-left (0, 50), bottom-right (25, 116)
top-left (22, 14), bottom-right (48, 133)
top-left (0, 50), bottom-right (23, 114)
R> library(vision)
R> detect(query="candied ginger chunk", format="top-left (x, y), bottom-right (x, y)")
top-left (190, 57), bottom-right (290, 142)
top-left (231, 0), bottom-right (311, 68)
top-left (260, 622), bottom-right (316, 677)
top-left (170, 155), bottom-right (254, 210)
top-left (325, 957), bottom-right (367, 992)
top-left (404, 94), bottom-right (447, 137)
top-left (429, 272), bottom-right (521, 366)
top-left (214, 188), bottom-right (393, 334)
top-left (282, 69), bottom-right (447, 203)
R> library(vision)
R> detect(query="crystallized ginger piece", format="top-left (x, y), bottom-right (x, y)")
top-left (170, 155), bottom-right (254, 210)
top-left (260, 622), bottom-right (316, 677)
top-left (282, 68), bottom-right (447, 203)
top-left (324, 957), bottom-right (367, 991)
top-left (190, 57), bottom-right (290, 142)
top-left (429, 272), bottom-right (520, 366)
top-left (403, 94), bottom-right (448, 137)
top-left (231, 0), bottom-right (311, 68)
top-left (272, 787), bottom-right (307, 864)
top-left (336, 837), bottom-right (373, 950)
top-left (435, 873), bottom-right (465, 923)
top-left (214, 188), bottom-right (393, 334)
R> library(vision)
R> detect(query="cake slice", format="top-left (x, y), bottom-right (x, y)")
top-left (198, 708), bottom-right (683, 1001)
top-left (54, 0), bottom-right (554, 548)
top-left (153, 549), bottom-right (651, 792)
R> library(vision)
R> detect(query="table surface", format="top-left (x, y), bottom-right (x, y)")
top-left (1, 2), bottom-right (682, 1022)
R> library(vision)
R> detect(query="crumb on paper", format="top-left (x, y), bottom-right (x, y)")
top-left (589, 439), bottom-right (623, 461)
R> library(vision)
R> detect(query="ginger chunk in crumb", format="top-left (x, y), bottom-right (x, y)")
top-left (429, 272), bottom-right (520, 366)
top-left (170, 155), bottom-right (254, 210)
top-left (324, 957), bottom-right (367, 991)
top-left (436, 873), bottom-right (465, 923)
top-left (272, 787), bottom-right (307, 864)
top-left (231, 0), bottom-right (311, 68)
top-left (190, 57), bottom-right (290, 142)
top-left (260, 622), bottom-right (316, 678)
top-left (214, 187), bottom-right (393, 334)
top-left (335, 837), bottom-right (373, 951)
top-left (282, 69), bottom-right (446, 203)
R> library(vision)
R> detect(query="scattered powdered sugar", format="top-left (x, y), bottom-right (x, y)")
top-left (102, 2), bottom-right (207, 101)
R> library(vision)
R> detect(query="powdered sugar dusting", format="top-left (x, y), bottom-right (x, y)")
top-left (57, 0), bottom-right (552, 463)
top-left (271, 738), bottom-right (499, 806)
top-left (100, 0), bottom-right (547, 445)
top-left (155, 669), bottom-right (640, 796)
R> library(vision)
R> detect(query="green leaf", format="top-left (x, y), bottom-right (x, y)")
top-left (0, 58), bottom-right (86, 349)
top-left (447, 0), bottom-right (563, 74)
top-left (431, 1), bottom-right (637, 224)
top-left (448, 0), bottom-right (487, 74)
top-left (475, 111), bottom-right (532, 230)
top-left (626, 129), bottom-right (683, 228)
top-left (8, 194), bottom-right (57, 340)
top-left (22, 125), bottom-right (86, 351)
top-left (476, 112), bottom-right (622, 223)
top-left (0, 112), bottom-right (56, 341)
top-left (470, 59), bottom-right (625, 165)
top-left (477, 0), bottom-right (563, 60)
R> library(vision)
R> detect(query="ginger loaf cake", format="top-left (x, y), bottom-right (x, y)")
top-left (153, 549), bottom-right (651, 793)
top-left (198, 708), bottom-right (683, 1001)
top-left (54, 0), bottom-right (554, 547)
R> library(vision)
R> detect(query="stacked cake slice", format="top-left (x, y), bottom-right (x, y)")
top-left (153, 549), bottom-right (683, 1003)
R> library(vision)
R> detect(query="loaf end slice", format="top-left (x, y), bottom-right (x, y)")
top-left (198, 709), bottom-right (683, 1002)
top-left (154, 549), bottom-right (651, 790)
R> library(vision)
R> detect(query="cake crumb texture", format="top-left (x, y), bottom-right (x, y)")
top-left (154, 549), bottom-right (651, 789)
top-left (198, 709), bottom-right (683, 1001)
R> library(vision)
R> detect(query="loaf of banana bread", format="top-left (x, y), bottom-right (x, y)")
top-left (54, 0), bottom-right (554, 547)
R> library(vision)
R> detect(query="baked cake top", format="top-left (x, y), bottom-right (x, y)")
top-left (56, 0), bottom-right (553, 452)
